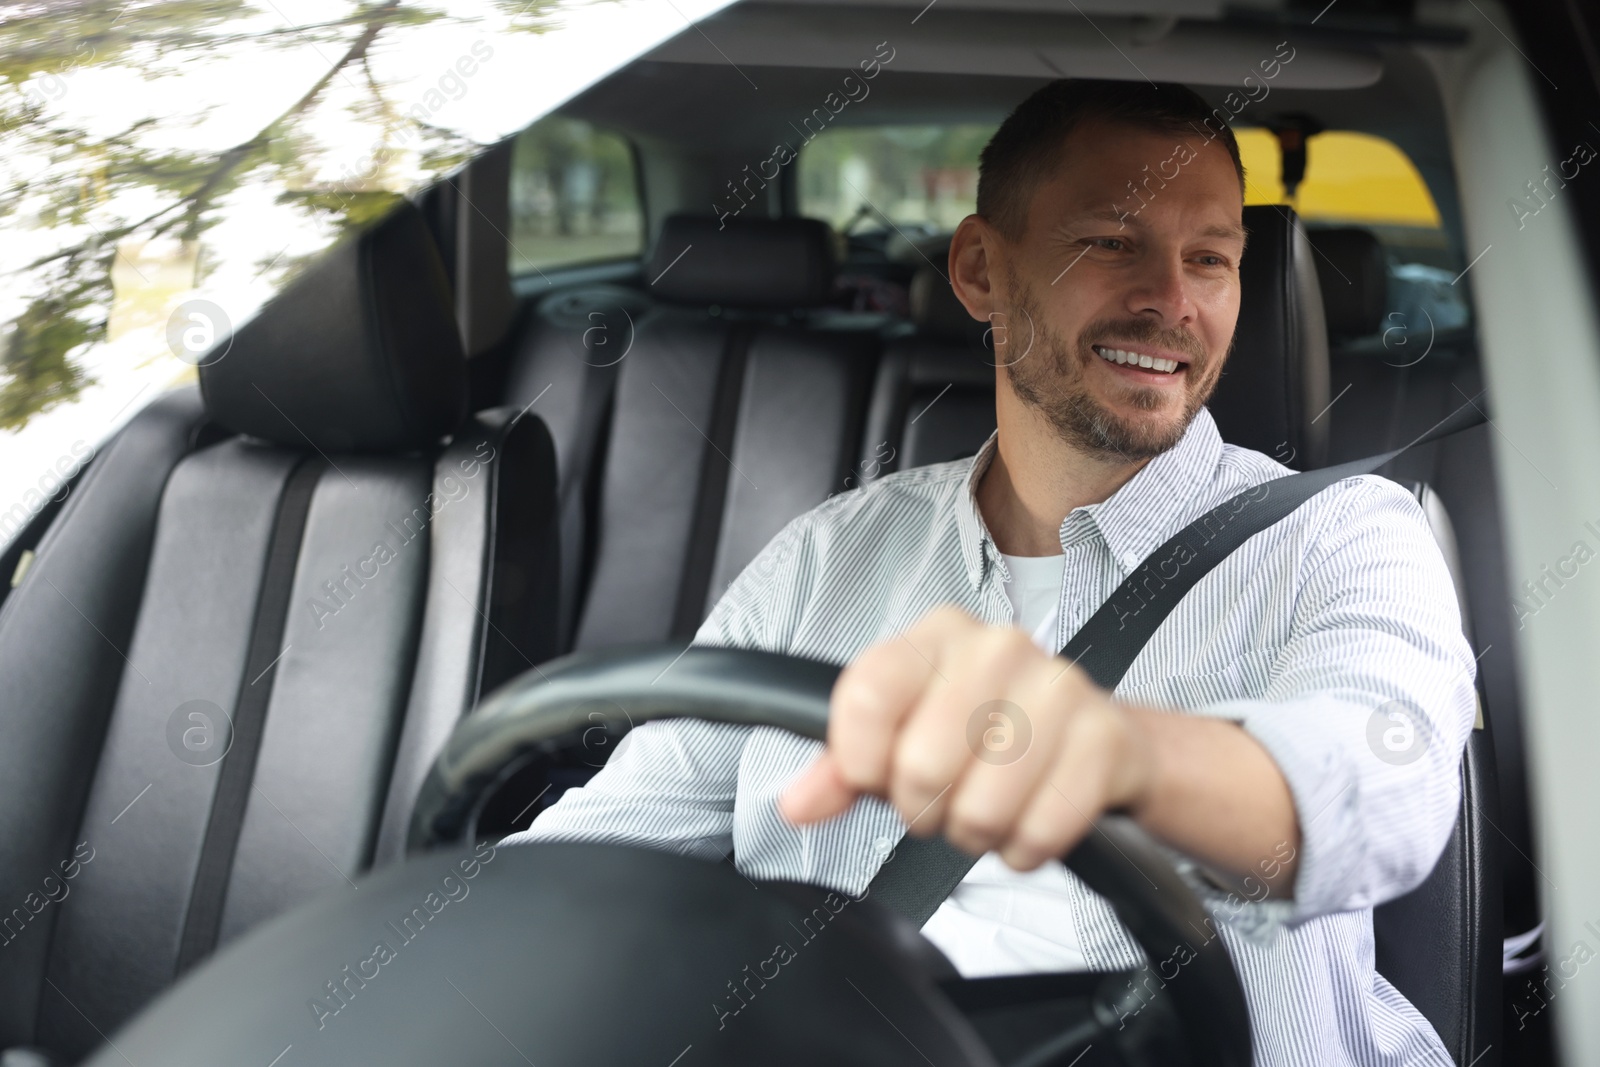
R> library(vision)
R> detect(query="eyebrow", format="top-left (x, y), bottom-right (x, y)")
top-left (1201, 222), bottom-right (1250, 244)
top-left (1064, 208), bottom-right (1249, 246)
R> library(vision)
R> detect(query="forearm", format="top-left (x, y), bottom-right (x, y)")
top-left (501, 718), bottom-right (743, 860)
top-left (1120, 703), bottom-right (1301, 899)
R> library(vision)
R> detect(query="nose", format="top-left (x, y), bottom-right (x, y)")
top-left (1123, 249), bottom-right (1198, 329)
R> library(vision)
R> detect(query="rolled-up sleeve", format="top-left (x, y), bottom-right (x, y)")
top-left (499, 513), bottom-right (813, 857)
top-left (1188, 475), bottom-right (1477, 930)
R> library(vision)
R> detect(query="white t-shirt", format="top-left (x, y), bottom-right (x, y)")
top-left (918, 551), bottom-right (1092, 976)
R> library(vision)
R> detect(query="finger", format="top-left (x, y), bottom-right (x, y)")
top-left (778, 753), bottom-right (856, 825)
top-left (997, 704), bottom-right (1122, 870)
top-left (827, 606), bottom-right (977, 804)
top-left (889, 624), bottom-right (1041, 837)
top-left (940, 658), bottom-right (1073, 855)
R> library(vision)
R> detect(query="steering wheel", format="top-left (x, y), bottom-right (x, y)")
top-left (85, 646), bottom-right (1252, 1067)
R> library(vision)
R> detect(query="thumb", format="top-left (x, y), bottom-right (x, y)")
top-left (778, 753), bottom-right (859, 826)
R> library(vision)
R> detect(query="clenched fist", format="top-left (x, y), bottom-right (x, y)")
top-left (779, 606), bottom-right (1156, 870)
top-left (779, 606), bottom-right (1300, 896)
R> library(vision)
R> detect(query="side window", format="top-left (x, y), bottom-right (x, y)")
top-left (508, 117), bottom-right (643, 276)
top-left (1235, 128), bottom-right (1442, 230)
top-left (1235, 128), bottom-right (1467, 340)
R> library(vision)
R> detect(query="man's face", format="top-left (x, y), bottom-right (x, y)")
top-left (985, 118), bottom-right (1246, 459)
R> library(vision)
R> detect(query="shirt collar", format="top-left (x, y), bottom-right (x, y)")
top-left (956, 406), bottom-right (1225, 589)
top-left (956, 439), bottom-right (998, 588)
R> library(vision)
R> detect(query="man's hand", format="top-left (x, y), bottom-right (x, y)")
top-left (778, 606), bottom-right (1157, 871)
top-left (778, 606), bottom-right (1301, 895)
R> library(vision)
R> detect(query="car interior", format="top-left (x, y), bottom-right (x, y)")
top-left (0, 1), bottom-right (1581, 1064)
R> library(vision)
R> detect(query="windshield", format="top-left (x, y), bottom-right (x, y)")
top-left (0, 0), bottom-right (730, 551)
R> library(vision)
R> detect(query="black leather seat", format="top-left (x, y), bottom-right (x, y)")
top-left (1375, 481), bottom-right (1501, 1066)
top-left (501, 282), bottom-right (656, 649)
top-left (1304, 221), bottom-right (1519, 1064)
top-left (859, 267), bottom-right (1000, 475)
top-left (1307, 226), bottom-right (1389, 342)
top-left (505, 213), bottom-right (879, 653)
top-left (856, 206), bottom-right (1498, 1066)
top-left (471, 214), bottom-right (886, 836)
top-left (0, 203), bottom-right (560, 1061)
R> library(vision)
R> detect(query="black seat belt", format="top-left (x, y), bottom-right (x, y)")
top-left (866, 394), bottom-right (1488, 926)
top-left (176, 457), bottom-right (326, 971)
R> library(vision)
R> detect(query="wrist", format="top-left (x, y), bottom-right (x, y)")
top-left (1105, 700), bottom-right (1162, 818)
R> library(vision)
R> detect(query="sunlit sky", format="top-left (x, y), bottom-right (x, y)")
top-left (0, 0), bottom-right (733, 545)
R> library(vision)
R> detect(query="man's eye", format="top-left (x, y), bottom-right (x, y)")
top-left (1092, 237), bottom-right (1126, 251)
top-left (1195, 254), bottom-right (1227, 267)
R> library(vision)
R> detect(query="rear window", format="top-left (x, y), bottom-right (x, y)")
top-left (508, 117), bottom-right (644, 276)
top-left (797, 124), bottom-right (996, 237)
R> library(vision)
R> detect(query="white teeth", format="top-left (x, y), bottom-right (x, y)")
top-left (1094, 346), bottom-right (1180, 374)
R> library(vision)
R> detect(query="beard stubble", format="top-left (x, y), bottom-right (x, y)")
top-left (1002, 274), bottom-right (1222, 461)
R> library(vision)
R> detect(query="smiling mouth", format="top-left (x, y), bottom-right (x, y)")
top-left (1092, 344), bottom-right (1186, 375)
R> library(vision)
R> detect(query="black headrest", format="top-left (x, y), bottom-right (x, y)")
top-left (644, 214), bottom-right (836, 308)
top-left (909, 265), bottom-right (987, 345)
top-left (200, 201), bottom-right (468, 453)
top-left (1210, 205), bottom-right (1331, 469)
top-left (1308, 227), bottom-right (1388, 338)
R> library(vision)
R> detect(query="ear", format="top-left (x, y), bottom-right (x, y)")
top-left (948, 214), bottom-right (1004, 323)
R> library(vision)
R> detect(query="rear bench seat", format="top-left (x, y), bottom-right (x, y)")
top-left (501, 282), bottom-right (654, 649)
top-left (477, 214), bottom-right (888, 832)
top-left (859, 267), bottom-right (997, 473)
top-left (502, 213), bottom-right (882, 652)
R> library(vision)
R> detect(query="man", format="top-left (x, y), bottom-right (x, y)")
top-left (507, 79), bottom-right (1475, 1066)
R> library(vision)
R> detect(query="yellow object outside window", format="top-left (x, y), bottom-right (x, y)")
top-left (1235, 128), bottom-right (1443, 228)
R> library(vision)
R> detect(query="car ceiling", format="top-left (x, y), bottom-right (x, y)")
top-left (643, 2), bottom-right (1383, 87)
top-left (557, 1), bottom-right (1467, 255)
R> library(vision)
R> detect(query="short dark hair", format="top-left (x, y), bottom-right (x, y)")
top-left (976, 79), bottom-right (1245, 239)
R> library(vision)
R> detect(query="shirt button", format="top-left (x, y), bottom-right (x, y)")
top-left (1120, 551), bottom-right (1140, 571)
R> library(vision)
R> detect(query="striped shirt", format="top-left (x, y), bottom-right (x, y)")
top-left (505, 405), bottom-right (1476, 1067)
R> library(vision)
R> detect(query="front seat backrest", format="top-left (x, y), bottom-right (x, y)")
top-left (1211, 204), bottom-right (1331, 468)
top-left (1372, 483), bottom-right (1502, 1067)
top-left (0, 201), bottom-right (559, 1061)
